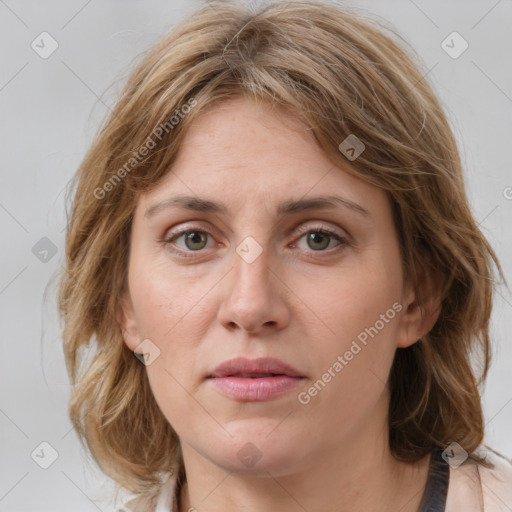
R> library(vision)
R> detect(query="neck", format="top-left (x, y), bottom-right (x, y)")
top-left (178, 398), bottom-right (430, 512)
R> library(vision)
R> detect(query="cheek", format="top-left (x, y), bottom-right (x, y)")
top-left (294, 255), bottom-right (402, 345)
top-left (129, 254), bottom-right (213, 342)
top-left (129, 260), bottom-right (215, 418)
top-left (294, 254), bottom-right (403, 403)
top-left (145, 359), bottom-right (211, 446)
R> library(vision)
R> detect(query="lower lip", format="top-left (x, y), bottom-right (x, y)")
top-left (208, 376), bottom-right (303, 401)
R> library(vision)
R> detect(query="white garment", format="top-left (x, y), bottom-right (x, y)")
top-left (153, 471), bottom-right (178, 512)
top-left (119, 445), bottom-right (512, 511)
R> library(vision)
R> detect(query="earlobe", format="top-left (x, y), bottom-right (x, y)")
top-left (116, 294), bottom-right (140, 351)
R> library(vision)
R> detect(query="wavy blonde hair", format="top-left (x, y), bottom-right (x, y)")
top-left (57, 0), bottom-right (504, 508)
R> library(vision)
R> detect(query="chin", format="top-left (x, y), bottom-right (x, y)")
top-left (205, 423), bottom-right (310, 476)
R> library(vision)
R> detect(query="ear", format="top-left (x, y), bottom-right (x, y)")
top-left (396, 268), bottom-right (442, 349)
top-left (116, 292), bottom-right (141, 352)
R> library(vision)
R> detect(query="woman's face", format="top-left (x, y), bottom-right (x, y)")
top-left (120, 97), bottom-right (428, 476)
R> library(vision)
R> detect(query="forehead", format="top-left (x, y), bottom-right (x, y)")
top-left (137, 97), bottom-right (385, 215)
top-left (176, 97), bottom-right (320, 175)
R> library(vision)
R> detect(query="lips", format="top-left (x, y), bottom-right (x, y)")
top-left (207, 357), bottom-right (305, 401)
top-left (208, 357), bottom-right (303, 379)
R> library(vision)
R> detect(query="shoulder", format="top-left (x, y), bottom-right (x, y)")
top-left (446, 444), bottom-right (512, 512)
top-left (479, 446), bottom-right (512, 510)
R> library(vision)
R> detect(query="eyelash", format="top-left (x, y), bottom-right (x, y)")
top-left (162, 225), bottom-right (349, 259)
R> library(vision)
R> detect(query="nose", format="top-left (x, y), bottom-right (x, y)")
top-left (217, 245), bottom-right (290, 335)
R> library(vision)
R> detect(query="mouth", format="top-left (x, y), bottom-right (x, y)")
top-left (207, 357), bottom-right (305, 401)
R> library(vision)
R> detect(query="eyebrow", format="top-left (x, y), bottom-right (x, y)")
top-left (144, 194), bottom-right (370, 219)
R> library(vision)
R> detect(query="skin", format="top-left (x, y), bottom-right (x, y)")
top-left (119, 97), bottom-right (441, 512)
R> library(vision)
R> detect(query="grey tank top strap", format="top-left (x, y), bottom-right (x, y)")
top-left (417, 448), bottom-right (450, 512)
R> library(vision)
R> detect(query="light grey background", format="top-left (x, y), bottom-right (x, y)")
top-left (1, 0), bottom-right (511, 510)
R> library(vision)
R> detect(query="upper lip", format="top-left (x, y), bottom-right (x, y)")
top-left (208, 357), bottom-right (304, 378)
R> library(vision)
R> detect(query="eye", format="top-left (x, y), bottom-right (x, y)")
top-left (294, 227), bottom-right (348, 253)
top-left (164, 229), bottom-right (214, 255)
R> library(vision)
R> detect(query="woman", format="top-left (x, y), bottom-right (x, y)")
top-left (58, 1), bottom-right (512, 510)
